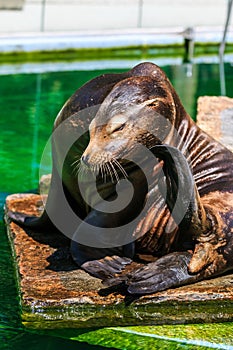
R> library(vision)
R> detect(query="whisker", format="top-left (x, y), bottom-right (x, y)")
top-left (78, 161), bottom-right (90, 179)
top-left (77, 163), bottom-right (84, 179)
top-left (99, 163), bottom-right (104, 181)
top-left (104, 164), bottom-right (108, 183)
top-left (103, 163), bottom-right (108, 183)
top-left (94, 164), bottom-right (98, 176)
top-left (96, 163), bottom-right (101, 176)
top-left (112, 159), bottom-right (128, 179)
top-left (100, 163), bottom-right (107, 183)
top-left (106, 162), bottom-right (114, 183)
top-left (109, 161), bottom-right (119, 183)
top-left (75, 166), bottom-right (80, 178)
top-left (71, 159), bottom-right (81, 176)
top-left (92, 163), bottom-right (96, 176)
top-left (71, 158), bottom-right (81, 168)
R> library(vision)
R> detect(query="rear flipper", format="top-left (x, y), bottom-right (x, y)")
top-left (126, 246), bottom-right (230, 294)
top-left (7, 208), bottom-right (55, 230)
top-left (7, 210), bottom-right (32, 225)
top-left (102, 252), bottom-right (199, 294)
top-left (104, 248), bottom-right (229, 295)
top-left (6, 166), bottom-right (68, 232)
top-left (126, 251), bottom-right (199, 294)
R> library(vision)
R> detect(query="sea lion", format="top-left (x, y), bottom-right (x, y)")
top-left (7, 62), bottom-right (233, 295)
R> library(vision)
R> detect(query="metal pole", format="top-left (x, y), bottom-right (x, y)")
top-left (219, 0), bottom-right (233, 95)
top-left (41, 0), bottom-right (46, 32)
top-left (137, 0), bottom-right (143, 28)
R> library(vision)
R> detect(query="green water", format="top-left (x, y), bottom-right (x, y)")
top-left (0, 61), bottom-right (233, 349)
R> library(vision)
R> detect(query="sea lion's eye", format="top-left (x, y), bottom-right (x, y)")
top-left (112, 123), bottom-right (126, 133)
top-left (107, 115), bottom-right (127, 135)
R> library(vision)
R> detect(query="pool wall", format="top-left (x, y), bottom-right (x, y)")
top-left (0, 0), bottom-right (231, 33)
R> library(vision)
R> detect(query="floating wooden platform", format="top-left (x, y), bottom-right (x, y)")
top-left (4, 96), bottom-right (233, 329)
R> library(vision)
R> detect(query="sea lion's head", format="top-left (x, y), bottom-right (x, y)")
top-left (81, 75), bottom-right (176, 176)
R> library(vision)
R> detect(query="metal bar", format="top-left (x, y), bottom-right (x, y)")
top-left (137, 0), bottom-right (143, 28)
top-left (219, 0), bottom-right (233, 57)
top-left (41, 0), bottom-right (46, 32)
top-left (219, 0), bottom-right (233, 96)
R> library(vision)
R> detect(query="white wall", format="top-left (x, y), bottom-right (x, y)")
top-left (0, 0), bottom-right (25, 10)
top-left (0, 0), bottom-right (230, 33)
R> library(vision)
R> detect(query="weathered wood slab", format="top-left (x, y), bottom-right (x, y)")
top-left (197, 96), bottom-right (233, 152)
top-left (4, 96), bottom-right (233, 329)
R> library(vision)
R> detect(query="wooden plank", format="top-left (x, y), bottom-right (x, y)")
top-left (197, 96), bottom-right (233, 152)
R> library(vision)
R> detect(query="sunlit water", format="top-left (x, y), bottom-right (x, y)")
top-left (0, 60), bottom-right (233, 349)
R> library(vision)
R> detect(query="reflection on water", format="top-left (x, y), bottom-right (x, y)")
top-left (0, 61), bottom-right (233, 348)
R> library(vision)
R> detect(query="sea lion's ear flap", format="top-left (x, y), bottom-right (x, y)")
top-left (126, 251), bottom-right (199, 294)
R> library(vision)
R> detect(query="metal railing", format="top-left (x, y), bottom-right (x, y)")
top-left (219, 0), bottom-right (233, 95)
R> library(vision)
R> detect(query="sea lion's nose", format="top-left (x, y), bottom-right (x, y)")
top-left (81, 154), bottom-right (90, 166)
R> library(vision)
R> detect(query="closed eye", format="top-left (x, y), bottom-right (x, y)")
top-left (106, 114), bottom-right (128, 135)
top-left (112, 123), bottom-right (126, 133)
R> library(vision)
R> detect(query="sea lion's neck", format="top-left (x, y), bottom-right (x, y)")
top-left (166, 110), bottom-right (233, 195)
top-left (166, 109), bottom-right (215, 158)
top-left (171, 113), bottom-right (198, 153)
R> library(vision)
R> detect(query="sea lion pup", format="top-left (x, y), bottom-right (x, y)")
top-left (7, 62), bottom-right (233, 295)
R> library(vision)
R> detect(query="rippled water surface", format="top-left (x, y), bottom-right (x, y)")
top-left (0, 60), bottom-right (233, 349)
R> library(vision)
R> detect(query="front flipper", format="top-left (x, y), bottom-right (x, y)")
top-left (152, 145), bottom-right (218, 239)
top-left (71, 229), bottom-right (135, 279)
top-left (126, 251), bottom-right (200, 294)
top-left (151, 145), bottom-right (197, 229)
top-left (82, 255), bottom-right (132, 280)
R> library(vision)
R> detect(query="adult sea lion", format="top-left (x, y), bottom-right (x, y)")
top-left (8, 62), bottom-right (233, 295)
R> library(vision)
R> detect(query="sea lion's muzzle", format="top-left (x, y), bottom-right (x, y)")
top-left (81, 136), bottom-right (128, 170)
